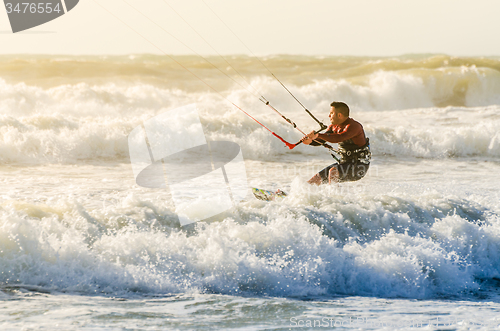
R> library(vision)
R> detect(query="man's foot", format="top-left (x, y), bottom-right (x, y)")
top-left (275, 189), bottom-right (287, 197)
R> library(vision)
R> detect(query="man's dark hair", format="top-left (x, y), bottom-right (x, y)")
top-left (330, 101), bottom-right (350, 117)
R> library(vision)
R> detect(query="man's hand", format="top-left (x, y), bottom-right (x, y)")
top-left (300, 131), bottom-right (319, 145)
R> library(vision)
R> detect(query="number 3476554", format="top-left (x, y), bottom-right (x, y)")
top-left (5, 2), bottom-right (62, 14)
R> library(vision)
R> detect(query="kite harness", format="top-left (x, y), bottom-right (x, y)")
top-left (338, 138), bottom-right (372, 164)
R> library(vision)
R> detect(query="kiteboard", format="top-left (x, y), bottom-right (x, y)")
top-left (252, 188), bottom-right (287, 201)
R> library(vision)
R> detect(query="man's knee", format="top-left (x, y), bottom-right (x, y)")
top-left (328, 167), bottom-right (339, 183)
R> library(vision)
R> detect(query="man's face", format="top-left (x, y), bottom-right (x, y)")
top-left (329, 107), bottom-right (342, 125)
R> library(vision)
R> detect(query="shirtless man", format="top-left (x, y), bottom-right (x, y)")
top-left (301, 101), bottom-right (371, 184)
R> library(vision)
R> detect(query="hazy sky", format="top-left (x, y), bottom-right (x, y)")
top-left (1, 0), bottom-right (499, 56)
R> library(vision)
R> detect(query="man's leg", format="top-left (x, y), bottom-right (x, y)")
top-left (308, 164), bottom-right (339, 185)
top-left (338, 163), bottom-right (369, 182)
top-left (307, 173), bottom-right (323, 185)
top-left (328, 166), bottom-right (340, 184)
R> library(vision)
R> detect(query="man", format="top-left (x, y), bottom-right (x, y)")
top-left (301, 101), bottom-right (371, 184)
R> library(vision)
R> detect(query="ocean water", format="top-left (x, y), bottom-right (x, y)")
top-left (1, 54), bottom-right (500, 330)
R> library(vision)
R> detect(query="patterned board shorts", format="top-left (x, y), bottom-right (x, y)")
top-left (317, 162), bottom-right (370, 183)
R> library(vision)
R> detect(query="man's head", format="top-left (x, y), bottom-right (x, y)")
top-left (329, 101), bottom-right (350, 125)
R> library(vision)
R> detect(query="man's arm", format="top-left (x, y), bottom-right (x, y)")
top-left (309, 138), bottom-right (326, 146)
top-left (300, 131), bottom-right (321, 145)
top-left (317, 122), bottom-right (362, 143)
top-left (301, 124), bottom-right (333, 145)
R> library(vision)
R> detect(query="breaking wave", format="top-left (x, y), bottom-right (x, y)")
top-left (1, 54), bottom-right (500, 163)
top-left (1, 180), bottom-right (498, 298)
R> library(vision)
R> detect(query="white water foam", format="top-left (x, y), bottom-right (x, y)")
top-left (1, 75), bottom-right (499, 163)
